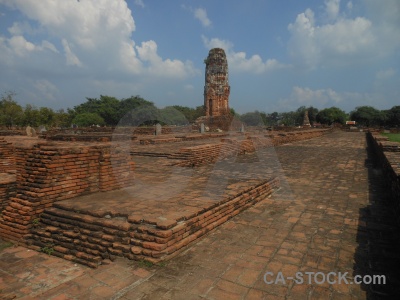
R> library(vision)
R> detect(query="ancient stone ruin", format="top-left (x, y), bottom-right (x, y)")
top-left (0, 49), bottom-right (340, 268)
top-left (0, 127), bottom-right (333, 267)
top-left (303, 110), bottom-right (311, 127)
top-left (196, 48), bottom-right (240, 131)
top-left (204, 48), bottom-right (230, 117)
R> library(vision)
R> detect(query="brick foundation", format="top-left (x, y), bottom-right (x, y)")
top-left (0, 138), bottom-right (15, 173)
top-left (367, 131), bottom-right (400, 223)
top-left (0, 128), bottom-right (332, 267)
top-left (29, 177), bottom-right (279, 267)
top-left (0, 141), bottom-right (134, 243)
top-left (172, 129), bottom-right (331, 167)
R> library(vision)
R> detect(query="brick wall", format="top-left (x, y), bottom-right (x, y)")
top-left (196, 115), bottom-right (239, 131)
top-left (172, 129), bottom-right (331, 167)
top-left (31, 177), bottom-right (279, 267)
top-left (368, 131), bottom-right (400, 223)
top-left (0, 174), bottom-right (16, 215)
top-left (0, 142), bottom-right (134, 242)
top-left (0, 130), bottom-right (24, 136)
top-left (0, 138), bottom-right (15, 173)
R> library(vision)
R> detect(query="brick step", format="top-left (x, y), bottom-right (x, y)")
top-left (130, 151), bottom-right (192, 160)
top-left (130, 151), bottom-right (171, 158)
top-left (29, 177), bottom-right (279, 267)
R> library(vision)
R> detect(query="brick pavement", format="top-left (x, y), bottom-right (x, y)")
top-left (1, 130), bottom-right (399, 299)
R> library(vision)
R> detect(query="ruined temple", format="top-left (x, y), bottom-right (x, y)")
top-left (303, 110), bottom-right (311, 127)
top-left (204, 48), bottom-right (230, 117)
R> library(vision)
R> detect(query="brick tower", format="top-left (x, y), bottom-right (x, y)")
top-left (204, 48), bottom-right (230, 117)
top-left (303, 110), bottom-right (311, 127)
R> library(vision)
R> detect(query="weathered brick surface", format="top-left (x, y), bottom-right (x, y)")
top-left (204, 48), bottom-right (230, 117)
top-left (172, 129), bottom-right (331, 167)
top-left (29, 177), bottom-right (279, 267)
top-left (0, 137), bottom-right (15, 173)
top-left (0, 173), bottom-right (16, 216)
top-left (195, 115), bottom-right (244, 131)
top-left (0, 128), bottom-right (331, 268)
top-left (0, 141), bottom-right (134, 242)
top-left (138, 133), bottom-right (228, 146)
top-left (368, 131), bottom-right (400, 222)
top-left (4, 130), bottom-right (400, 299)
top-left (0, 129), bottom-right (24, 136)
top-left (0, 138), bottom-right (17, 230)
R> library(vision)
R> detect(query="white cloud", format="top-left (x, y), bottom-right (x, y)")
top-left (287, 0), bottom-right (400, 68)
top-left (40, 40), bottom-right (58, 53)
top-left (347, 1), bottom-right (353, 10)
top-left (134, 0), bottom-right (145, 8)
top-left (201, 35), bottom-right (233, 52)
top-left (0, 0), bottom-right (197, 79)
top-left (182, 6), bottom-right (212, 28)
top-left (290, 86), bottom-right (343, 106)
top-left (376, 68), bottom-right (396, 80)
top-left (229, 52), bottom-right (286, 74)
top-left (33, 79), bottom-right (60, 101)
top-left (363, 0), bottom-right (400, 54)
top-left (118, 40), bottom-right (142, 75)
top-left (8, 35), bottom-right (35, 56)
top-left (8, 21), bottom-right (37, 36)
top-left (201, 35), bottom-right (288, 74)
top-left (184, 84), bottom-right (194, 90)
top-left (136, 40), bottom-right (198, 78)
top-left (61, 39), bottom-right (82, 67)
top-left (274, 86), bottom-right (388, 112)
top-left (324, 0), bottom-right (340, 21)
top-left (194, 8), bottom-right (212, 27)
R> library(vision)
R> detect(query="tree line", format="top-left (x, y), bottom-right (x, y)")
top-left (240, 105), bottom-right (400, 127)
top-left (0, 92), bottom-right (398, 128)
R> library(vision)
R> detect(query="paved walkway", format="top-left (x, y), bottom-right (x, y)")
top-left (1, 131), bottom-right (399, 299)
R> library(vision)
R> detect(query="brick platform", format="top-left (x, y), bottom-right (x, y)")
top-left (4, 130), bottom-right (399, 299)
top-left (368, 131), bottom-right (400, 224)
top-left (30, 176), bottom-right (279, 267)
top-left (0, 139), bottom-right (134, 242)
top-left (0, 128), bottom-right (332, 269)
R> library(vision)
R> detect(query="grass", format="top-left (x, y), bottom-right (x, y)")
top-left (128, 259), bottom-right (167, 269)
top-left (0, 241), bottom-right (13, 252)
top-left (41, 243), bottom-right (55, 255)
top-left (381, 133), bottom-right (400, 143)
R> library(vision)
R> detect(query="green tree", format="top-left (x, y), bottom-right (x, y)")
top-left (76, 96), bottom-right (120, 125)
top-left (350, 106), bottom-right (385, 127)
top-left (307, 106), bottom-right (319, 125)
top-left (129, 105), bottom-right (161, 126)
top-left (294, 106), bottom-right (319, 126)
top-left (280, 111), bottom-right (297, 126)
top-left (38, 107), bottom-right (55, 126)
top-left (240, 111), bottom-right (265, 126)
top-left (23, 104), bottom-right (40, 127)
top-left (96, 96), bottom-right (120, 125)
top-left (167, 105), bottom-right (204, 123)
top-left (295, 106), bottom-right (307, 126)
top-left (265, 112), bottom-right (280, 126)
top-left (385, 106), bottom-right (400, 127)
top-left (230, 107), bottom-right (239, 118)
top-left (258, 112), bottom-right (267, 125)
top-left (193, 105), bottom-right (205, 120)
top-left (118, 96), bottom-right (154, 118)
top-left (0, 92), bottom-right (23, 128)
top-left (72, 113), bottom-right (105, 127)
top-left (53, 109), bottom-right (71, 128)
top-left (316, 107), bottom-right (347, 125)
top-left (159, 106), bottom-right (189, 125)
top-left (73, 95), bottom-right (156, 126)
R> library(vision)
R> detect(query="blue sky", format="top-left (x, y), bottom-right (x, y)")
top-left (0, 0), bottom-right (399, 114)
